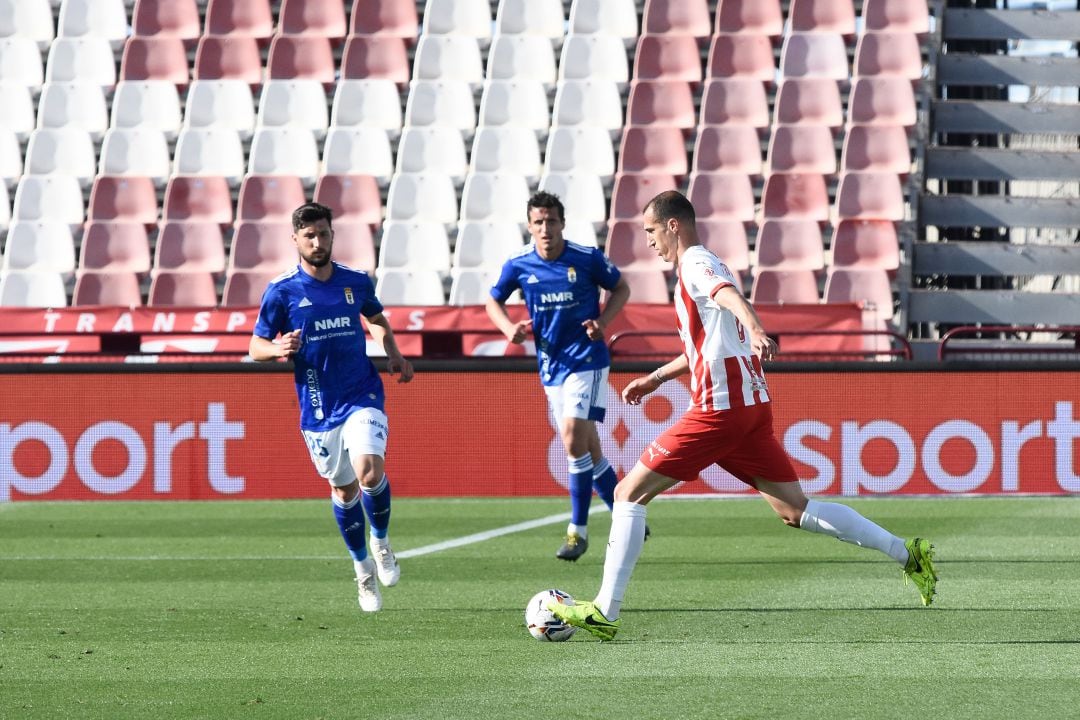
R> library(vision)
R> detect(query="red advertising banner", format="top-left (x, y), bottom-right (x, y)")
top-left (3, 369), bottom-right (1077, 502)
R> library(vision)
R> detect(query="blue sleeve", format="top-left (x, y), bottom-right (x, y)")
top-left (591, 248), bottom-right (622, 291)
top-left (253, 283), bottom-right (288, 339)
top-left (360, 274), bottom-right (384, 317)
top-left (489, 258), bottom-right (519, 303)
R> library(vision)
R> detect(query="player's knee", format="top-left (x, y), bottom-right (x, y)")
top-left (357, 467), bottom-right (382, 489)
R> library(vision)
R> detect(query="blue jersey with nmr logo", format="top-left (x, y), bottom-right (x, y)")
top-left (254, 263), bottom-right (385, 432)
top-left (490, 241), bottom-right (621, 386)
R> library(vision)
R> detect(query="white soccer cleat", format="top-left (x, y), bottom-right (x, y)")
top-left (371, 539), bottom-right (400, 587)
top-left (356, 569), bottom-right (382, 612)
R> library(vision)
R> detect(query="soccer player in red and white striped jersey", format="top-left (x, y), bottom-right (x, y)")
top-left (547, 190), bottom-right (937, 640)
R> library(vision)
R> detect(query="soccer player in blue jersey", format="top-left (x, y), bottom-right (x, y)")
top-left (486, 191), bottom-right (632, 561)
top-left (249, 202), bottom-right (414, 612)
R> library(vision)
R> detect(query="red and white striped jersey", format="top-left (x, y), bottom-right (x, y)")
top-left (675, 245), bottom-right (770, 411)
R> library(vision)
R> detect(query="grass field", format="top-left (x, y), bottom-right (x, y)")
top-left (2, 496), bottom-right (1079, 719)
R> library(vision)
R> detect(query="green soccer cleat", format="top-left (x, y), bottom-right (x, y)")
top-left (555, 532), bottom-right (588, 561)
top-left (903, 537), bottom-right (938, 606)
top-left (546, 599), bottom-right (621, 641)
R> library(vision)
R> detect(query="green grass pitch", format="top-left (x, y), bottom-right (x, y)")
top-left (2, 496), bottom-right (1079, 719)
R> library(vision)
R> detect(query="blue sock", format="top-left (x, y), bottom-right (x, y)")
top-left (361, 474), bottom-right (392, 540)
top-left (332, 491), bottom-right (367, 561)
top-left (568, 454), bottom-right (594, 526)
top-left (592, 457), bottom-right (618, 510)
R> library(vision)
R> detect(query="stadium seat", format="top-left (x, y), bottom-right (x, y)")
top-left (566, 0), bottom-right (639, 45)
top-left (698, 78), bottom-right (770, 129)
top-left (0, 37), bottom-right (44, 92)
top-left (862, 0), bottom-right (930, 35)
top-left (403, 80), bottom-right (477, 134)
top-left (550, 79), bottom-right (622, 136)
top-left (56, 0), bottom-right (128, 49)
top-left (773, 78), bottom-right (844, 129)
top-left (162, 175), bottom-right (234, 225)
top-left (537, 172), bottom-right (608, 226)
top-left (256, 79), bottom-right (330, 138)
top-left (564, 218), bottom-right (600, 247)
top-left (626, 80), bottom-right (696, 130)
top-left (479, 79), bottom-right (550, 136)
top-left (458, 172), bottom-right (531, 224)
top-left (350, 0), bottom-right (419, 40)
top-left (779, 33), bottom-right (849, 80)
top-left (221, 269), bottom-right (278, 307)
top-left (204, 0), bottom-right (275, 43)
top-left (36, 82), bottom-right (109, 139)
top-left (395, 126), bottom-right (468, 184)
top-left (485, 34), bottom-right (558, 85)
top-left (715, 0), bottom-right (783, 37)
top-left (686, 172), bottom-right (756, 223)
top-left (754, 219), bottom-right (825, 271)
top-left (0, 83), bottom-right (35, 141)
top-left (111, 81), bottom-right (183, 140)
top-left (421, 0), bottom-right (493, 44)
top-left (193, 36), bottom-right (264, 89)
top-left (706, 34), bottom-right (775, 82)
top-left (633, 34), bottom-right (702, 83)
top-left (78, 222), bottom-right (152, 273)
top-left (697, 218), bottom-right (750, 272)
top-left (789, 0), bottom-right (856, 35)
top-left (328, 221), bottom-right (376, 274)
top-left (840, 124), bottom-right (912, 175)
top-left (618, 126), bottom-right (689, 177)
top-left (377, 221), bottom-right (452, 274)
top-left (412, 35), bottom-right (484, 85)
top-left (313, 174), bottom-right (382, 228)
top-left (558, 34), bottom-right (630, 86)
top-left (543, 126), bottom-right (616, 181)
top-left (322, 126), bottom-right (395, 185)
top-left (642, 0), bottom-right (711, 38)
top-left (184, 79), bottom-right (257, 139)
top-left (148, 270), bottom-right (219, 307)
top-left (1, 221), bottom-right (76, 273)
top-left (834, 171), bottom-right (906, 222)
top-left (453, 221), bottom-right (525, 268)
top-left (45, 36), bottom-right (117, 89)
top-left (760, 173), bottom-right (830, 222)
top-left (132, 0), bottom-right (201, 46)
top-left (448, 268), bottom-right (499, 306)
top-left (331, 79), bottom-right (403, 136)
top-left (228, 220), bottom-right (296, 272)
top-left (119, 37), bottom-right (191, 89)
top-left (750, 269), bottom-right (820, 304)
top-left (155, 222), bottom-right (228, 273)
top-left (846, 76), bottom-right (917, 128)
top-left (853, 32), bottom-right (923, 81)
top-left (619, 269), bottom-right (670, 303)
top-left (605, 220), bottom-right (665, 272)
top-left (375, 268), bottom-right (447, 305)
top-left (267, 36), bottom-right (336, 86)
top-left (766, 125), bottom-right (837, 175)
top-left (384, 173), bottom-right (459, 225)
top-left (823, 267), bottom-right (894, 319)
top-left (0, 0), bottom-right (55, 50)
top-left (98, 128), bottom-right (172, 187)
top-left (469, 126), bottom-right (541, 181)
top-left (247, 128), bottom-right (321, 185)
top-left (278, 0), bottom-right (348, 41)
top-left (495, 0), bottom-right (566, 42)
top-left (0, 270), bottom-right (68, 307)
top-left (0, 181), bottom-right (8, 232)
top-left (340, 35), bottom-right (411, 85)
top-left (831, 218), bottom-right (900, 272)
top-left (692, 125), bottom-right (762, 175)
top-left (609, 172), bottom-right (679, 221)
top-left (87, 175), bottom-right (158, 226)
top-left (237, 175), bottom-right (307, 222)
top-left (11, 174), bottom-right (84, 229)
top-left (72, 270), bottom-right (144, 306)
top-left (173, 128), bottom-right (247, 186)
top-left (23, 127), bottom-right (96, 187)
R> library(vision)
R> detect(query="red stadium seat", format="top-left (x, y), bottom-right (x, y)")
top-left (87, 176), bottom-right (158, 227)
top-left (618, 126), bottom-right (689, 176)
top-left (605, 220), bottom-right (666, 271)
top-left (789, 0), bottom-right (856, 35)
top-left (642, 0), bottom-right (712, 39)
top-left (609, 172), bottom-right (678, 221)
top-left (132, 0), bottom-right (201, 46)
top-left (221, 269), bottom-right (279, 307)
top-left (692, 124), bottom-right (762, 175)
top-left (761, 173), bottom-right (830, 222)
top-left (862, 0), bottom-right (930, 34)
top-left (626, 80), bottom-right (696, 129)
top-left (162, 176), bottom-right (234, 226)
top-left (237, 175), bottom-right (307, 222)
top-left (773, 77), bottom-right (844, 128)
top-left (313, 174), bottom-right (382, 227)
top-left (830, 219), bottom-right (900, 272)
top-left (278, 0), bottom-right (348, 41)
top-left (119, 36), bottom-right (190, 88)
top-left (267, 36), bottom-right (336, 85)
top-left (154, 222), bottom-right (228, 273)
top-left (194, 36), bottom-right (264, 88)
top-left (834, 172), bottom-right (906, 222)
top-left (229, 220), bottom-right (297, 272)
top-left (766, 125), bottom-right (837, 175)
top-left (205, 0), bottom-right (275, 43)
top-left (779, 33), bottom-right (849, 80)
top-left (619, 269), bottom-right (670, 303)
top-left (147, 270), bottom-right (219, 307)
top-left (750, 269), bottom-right (820, 304)
top-left (846, 76), bottom-right (917, 127)
top-left (72, 270), bottom-right (144, 306)
top-left (840, 125), bottom-right (912, 175)
top-left (823, 267), bottom-right (894, 319)
top-left (340, 35), bottom-right (411, 85)
top-left (706, 34), bottom-right (775, 82)
top-left (697, 219), bottom-right (750, 272)
top-left (754, 219), bottom-right (825, 271)
top-left (715, 0), bottom-right (783, 37)
top-left (633, 35), bottom-right (702, 83)
top-left (699, 78), bottom-right (770, 129)
top-left (854, 32), bottom-right (923, 80)
top-left (686, 172), bottom-right (756, 223)
top-left (79, 222), bottom-right (152, 273)
top-left (351, 0), bottom-right (420, 40)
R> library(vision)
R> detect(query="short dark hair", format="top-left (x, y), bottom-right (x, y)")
top-left (644, 190), bottom-right (696, 227)
top-left (292, 202), bottom-right (333, 231)
top-left (526, 190), bottom-right (565, 223)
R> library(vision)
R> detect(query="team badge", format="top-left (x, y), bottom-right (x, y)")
top-left (567, 267), bottom-right (577, 283)
top-left (344, 287), bottom-right (354, 304)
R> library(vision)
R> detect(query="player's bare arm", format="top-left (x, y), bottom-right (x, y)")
top-left (622, 355), bottom-right (690, 405)
top-left (249, 329), bottom-right (301, 361)
top-left (485, 296), bottom-right (533, 344)
top-left (582, 276), bottom-right (630, 341)
top-left (365, 312), bottom-right (414, 383)
top-left (710, 285), bottom-right (778, 361)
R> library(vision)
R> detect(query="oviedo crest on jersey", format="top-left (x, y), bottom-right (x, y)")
top-left (567, 266), bottom-right (577, 283)
top-left (344, 287), bottom-right (354, 304)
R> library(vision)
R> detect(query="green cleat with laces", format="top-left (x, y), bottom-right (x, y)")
top-left (903, 537), bottom-right (938, 606)
top-left (546, 599), bottom-right (621, 641)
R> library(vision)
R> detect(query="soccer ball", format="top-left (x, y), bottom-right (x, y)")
top-left (525, 588), bottom-right (577, 642)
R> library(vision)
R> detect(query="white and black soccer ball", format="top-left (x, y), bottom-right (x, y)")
top-left (525, 588), bottom-right (577, 642)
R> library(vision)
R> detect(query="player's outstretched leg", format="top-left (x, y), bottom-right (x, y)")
top-left (903, 537), bottom-right (938, 606)
top-left (362, 474), bottom-right (399, 586)
top-left (546, 599), bottom-right (621, 641)
top-left (559, 454), bottom-right (594, 561)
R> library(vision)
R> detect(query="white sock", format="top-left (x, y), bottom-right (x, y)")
top-left (567, 523), bottom-right (588, 539)
top-left (594, 501), bottom-right (648, 620)
top-left (800, 499), bottom-right (909, 565)
top-left (353, 556), bottom-right (376, 579)
top-left (370, 534), bottom-right (390, 550)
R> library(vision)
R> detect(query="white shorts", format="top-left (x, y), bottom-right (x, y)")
top-left (300, 407), bottom-right (389, 487)
top-left (544, 367), bottom-right (609, 423)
